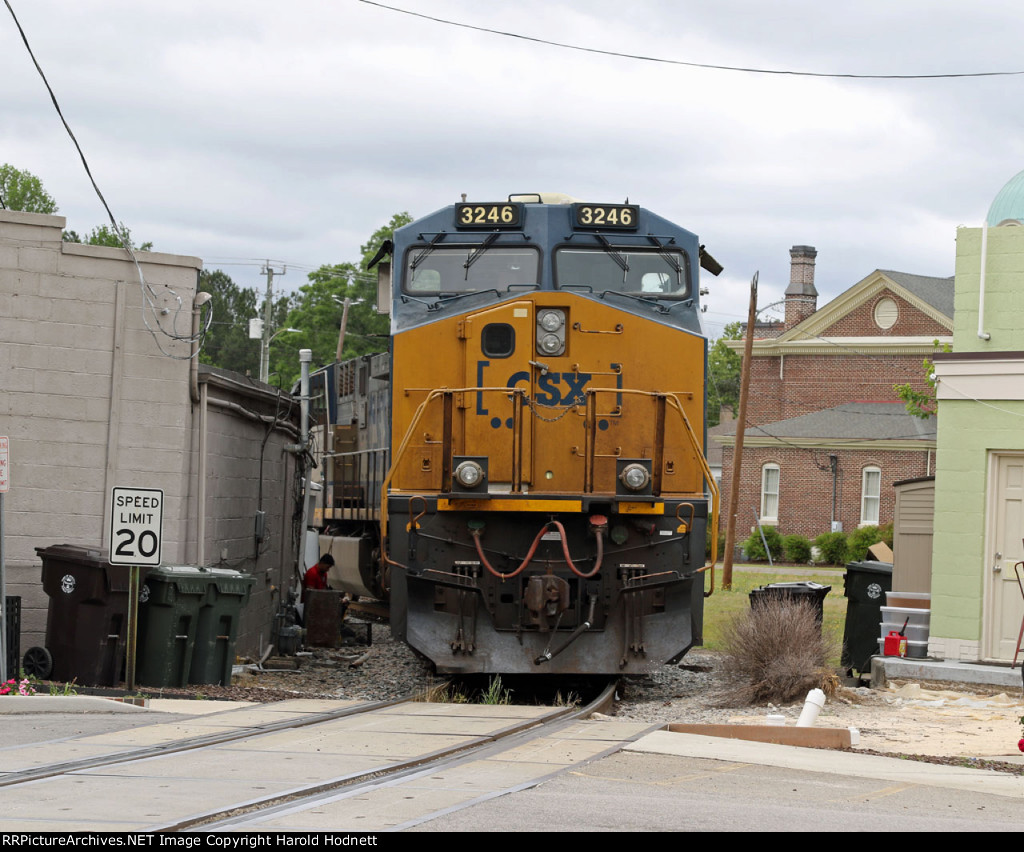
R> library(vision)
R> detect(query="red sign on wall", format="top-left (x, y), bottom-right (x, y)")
top-left (0, 437), bottom-right (8, 493)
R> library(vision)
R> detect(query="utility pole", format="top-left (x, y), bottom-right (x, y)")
top-left (259, 262), bottom-right (286, 384)
top-left (722, 271), bottom-right (758, 591)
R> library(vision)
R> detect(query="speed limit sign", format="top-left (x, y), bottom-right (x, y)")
top-left (109, 487), bottom-right (164, 566)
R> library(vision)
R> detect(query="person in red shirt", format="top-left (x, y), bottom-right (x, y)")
top-left (302, 554), bottom-right (334, 603)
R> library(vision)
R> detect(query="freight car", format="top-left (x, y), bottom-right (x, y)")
top-left (308, 193), bottom-right (721, 675)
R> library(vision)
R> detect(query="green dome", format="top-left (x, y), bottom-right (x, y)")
top-left (987, 169), bottom-right (1024, 226)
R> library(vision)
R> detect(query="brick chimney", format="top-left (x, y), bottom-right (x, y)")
top-left (784, 245), bottom-right (818, 329)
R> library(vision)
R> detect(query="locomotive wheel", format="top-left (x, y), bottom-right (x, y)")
top-left (22, 646), bottom-right (53, 679)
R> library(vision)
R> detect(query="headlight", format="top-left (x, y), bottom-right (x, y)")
top-left (539, 310), bottom-right (562, 332)
top-left (454, 460), bottom-right (485, 489)
top-left (535, 308), bottom-right (566, 356)
top-left (539, 333), bottom-right (562, 354)
top-left (619, 463), bottom-right (650, 492)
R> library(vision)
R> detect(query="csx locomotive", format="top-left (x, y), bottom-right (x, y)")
top-left (309, 193), bottom-right (720, 675)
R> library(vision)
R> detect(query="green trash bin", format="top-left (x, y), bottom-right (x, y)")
top-left (136, 566), bottom-right (209, 688)
top-left (841, 560), bottom-right (893, 675)
top-left (189, 569), bottom-right (254, 686)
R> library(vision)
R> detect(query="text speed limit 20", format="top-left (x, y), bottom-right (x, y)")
top-left (109, 486), bottom-right (164, 566)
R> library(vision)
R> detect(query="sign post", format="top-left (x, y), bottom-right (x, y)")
top-left (0, 437), bottom-right (8, 685)
top-left (109, 487), bottom-right (163, 690)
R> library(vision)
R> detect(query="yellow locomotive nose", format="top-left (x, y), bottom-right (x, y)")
top-left (315, 195), bottom-right (719, 675)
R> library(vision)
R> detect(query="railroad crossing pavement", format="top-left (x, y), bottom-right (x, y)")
top-left (3, 696), bottom-right (1024, 832)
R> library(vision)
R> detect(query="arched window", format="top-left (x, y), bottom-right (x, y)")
top-left (861, 467), bottom-right (881, 525)
top-left (761, 463), bottom-right (780, 523)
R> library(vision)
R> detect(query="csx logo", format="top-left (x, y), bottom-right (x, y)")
top-left (476, 360), bottom-right (614, 430)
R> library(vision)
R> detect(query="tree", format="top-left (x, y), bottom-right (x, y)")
top-left (0, 164), bottom-right (58, 213)
top-left (894, 340), bottom-right (951, 419)
top-left (267, 212), bottom-right (412, 387)
top-left (707, 321), bottom-right (743, 427)
top-left (197, 270), bottom-right (261, 377)
top-left (63, 222), bottom-right (153, 251)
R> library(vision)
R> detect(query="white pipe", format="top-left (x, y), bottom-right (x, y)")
top-left (295, 350), bottom-right (313, 588)
top-left (197, 381), bottom-right (208, 566)
top-left (978, 221), bottom-right (991, 341)
top-left (796, 688), bottom-right (826, 727)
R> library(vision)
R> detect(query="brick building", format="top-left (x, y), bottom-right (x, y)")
top-left (717, 246), bottom-right (953, 541)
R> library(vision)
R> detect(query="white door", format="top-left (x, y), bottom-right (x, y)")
top-left (984, 454), bottom-right (1024, 661)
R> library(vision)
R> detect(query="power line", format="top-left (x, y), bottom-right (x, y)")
top-left (358, 0), bottom-right (1024, 81)
top-left (4, 0), bottom-right (208, 359)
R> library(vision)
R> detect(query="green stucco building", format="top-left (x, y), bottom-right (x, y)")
top-left (931, 169), bottom-right (1024, 662)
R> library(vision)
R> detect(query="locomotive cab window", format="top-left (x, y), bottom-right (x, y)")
top-left (404, 246), bottom-right (539, 294)
top-left (554, 247), bottom-right (691, 298)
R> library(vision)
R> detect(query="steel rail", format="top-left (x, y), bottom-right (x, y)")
top-left (165, 679), bottom-right (620, 832)
top-left (0, 692), bottom-right (418, 789)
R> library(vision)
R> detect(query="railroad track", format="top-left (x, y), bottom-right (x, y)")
top-left (1, 679), bottom-right (653, 832)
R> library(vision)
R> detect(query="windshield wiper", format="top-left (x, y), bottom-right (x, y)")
top-left (463, 231), bottom-right (501, 279)
top-left (645, 235), bottom-right (683, 287)
top-left (410, 232), bottom-right (448, 270)
top-left (594, 234), bottom-right (630, 274)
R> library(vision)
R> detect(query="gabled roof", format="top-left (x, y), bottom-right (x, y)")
top-left (878, 271), bottom-right (955, 320)
top-left (714, 403), bottom-right (936, 449)
top-left (727, 269), bottom-right (954, 357)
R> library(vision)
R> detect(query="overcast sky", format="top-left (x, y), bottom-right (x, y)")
top-left (4, 0), bottom-right (1024, 338)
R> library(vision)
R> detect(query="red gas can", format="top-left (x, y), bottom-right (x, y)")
top-left (884, 631), bottom-right (908, 657)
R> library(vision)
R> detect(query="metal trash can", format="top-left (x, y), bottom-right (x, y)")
top-left (29, 544), bottom-right (148, 686)
top-left (749, 581), bottom-right (832, 624)
top-left (135, 566), bottom-right (209, 688)
top-left (189, 569), bottom-right (254, 686)
top-left (840, 560), bottom-right (893, 674)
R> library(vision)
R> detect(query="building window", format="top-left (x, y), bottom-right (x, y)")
top-left (861, 467), bottom-right (881, 525)
top-left (761, 464), bottom-right (780, 523)
top-left (873, 297), bottom-right (898, 330)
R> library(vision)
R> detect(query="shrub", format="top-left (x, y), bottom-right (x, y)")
top-left (706, 526), bottom-right (726, 560)
top-left (847, 525), bottom-right (886, 562)
top-left (782, 534), bottom-right (812, 564)
top-left (717, 599), bottom-right (840, 705)
top-left (741, 526), bottom-right (784, 562)
top-left (814, 531), bottom-right (848, 565)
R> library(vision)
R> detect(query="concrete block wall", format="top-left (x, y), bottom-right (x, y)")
top-left (952, 226), bottom-right (1024, 352)
top-left (1, 210), bottom-right (202, 651)
top-left (192, 369), bottom-right (299, 656)
top-left (1, 210), bottom-right (301, 669)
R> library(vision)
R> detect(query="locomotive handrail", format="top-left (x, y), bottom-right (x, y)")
top-left (380, 386), bottom-right (528, 569)
top-left (380, 384), bottom-right (720, 596)
top-left (580, 387), bottom-right (719, 595)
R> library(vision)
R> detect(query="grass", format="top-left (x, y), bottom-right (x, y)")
top-left (701, 565), bottom-right (847, 666)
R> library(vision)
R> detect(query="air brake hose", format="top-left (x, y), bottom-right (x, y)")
top-left (472, 517), bottom-right (606, 580)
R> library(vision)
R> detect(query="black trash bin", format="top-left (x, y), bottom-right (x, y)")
top-left (30, 544), bottom-right (148, 686)
top-left (189, 568), bottom-right (254, 686)
top-left (749, 581), bottom-right (832, 624)
top-left (135, 566), bottom-right (209, 688)
top-left (840, 560), bottom-right (893, 674)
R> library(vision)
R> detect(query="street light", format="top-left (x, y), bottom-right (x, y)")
top-left (259, 327), bottom-right (300, 384)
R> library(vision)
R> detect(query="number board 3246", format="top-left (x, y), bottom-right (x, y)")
top-left (455, 203), bottom-right (522, 229)
top-left (572, 203), bottom-right (639, 229)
